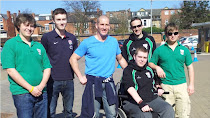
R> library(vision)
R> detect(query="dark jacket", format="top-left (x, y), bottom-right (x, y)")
top-left (122, 60), bottom-right (158, 104)
top-left (122, 31), bottom-right (156, 62)
top-left (80, 75), bottom-right (118, 118)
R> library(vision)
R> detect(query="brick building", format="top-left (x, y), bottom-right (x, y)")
top-left (160, 7), bottom-right (180, 29)
top-left (0, 11), bottom-right (16, 38)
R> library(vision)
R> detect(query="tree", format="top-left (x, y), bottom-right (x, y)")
top-left (63, 1), bottom-right (101, 37)
top-left (113, 13), bottom-right (129, 36)
top-left (177, 1), bottom-right (210, 29)
top-left (22, 8), bottom-right (32, 14)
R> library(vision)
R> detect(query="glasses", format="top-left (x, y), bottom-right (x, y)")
top-left (131, 24), bottom-right (142, 29)
top-left (168, 32), bottom-right (179, 36)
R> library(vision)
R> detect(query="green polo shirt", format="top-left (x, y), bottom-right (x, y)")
top-left (1, 34), bottom-right (52, 95)
top-left (149, 42), bottom-right (192, 85)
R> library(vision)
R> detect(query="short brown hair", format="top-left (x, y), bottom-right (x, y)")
top-left (130, 17), bottom-right (142, 27)
top-left (164, 23), bottom-right (178, 36)
top-left (52, 8), bottom-right (67, 20)
top-left (14, 14), bottom-right (36, 32)
top-left (134, 46), bottom-right (148, 55)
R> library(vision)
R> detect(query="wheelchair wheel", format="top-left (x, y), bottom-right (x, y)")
top-left (117, 108), bottom-right (127, 118)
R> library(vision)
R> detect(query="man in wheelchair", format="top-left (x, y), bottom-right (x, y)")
top-left (120, 46), bottom-right (174, 118)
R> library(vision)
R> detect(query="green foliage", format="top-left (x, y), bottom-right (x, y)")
top-left (142, 27), bottom-right (164, 34)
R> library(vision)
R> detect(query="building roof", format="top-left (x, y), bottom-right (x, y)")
top-left (191, 22), bottom-right (210, 28)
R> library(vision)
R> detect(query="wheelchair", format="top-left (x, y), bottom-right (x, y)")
top-left (115, 81), bottom-right (170, 118)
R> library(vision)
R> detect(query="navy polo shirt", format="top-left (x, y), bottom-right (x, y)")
top-left (41, 30), bottom-right (78, 81)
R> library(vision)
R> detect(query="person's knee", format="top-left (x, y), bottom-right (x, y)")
top-left (163, 104), bottom-right (175, 116)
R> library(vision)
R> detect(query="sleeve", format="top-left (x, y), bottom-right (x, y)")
top-left (121, 39), bottom-right (128, 62)
top-left (185, 49), bottom-right (193, 66)
top-left (1, 41), bottom-right (16, 69)
top-left (122, 68), bottom-right (135, 91)
top-left (41, 34), bottom-right (48, 52)
top-left (41, 45), bottom-right (52, 70)
top-left (74, 39), bottom-right (87, 57)
top-left (149, 36), bottom-right (156, 54)
top-left (149, 48), bottom-right (159, 65)
top-left (116, 41), bottom-right (121, 55)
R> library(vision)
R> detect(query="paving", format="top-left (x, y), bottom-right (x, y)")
top-left (1, 53), bottom-right (210, 118)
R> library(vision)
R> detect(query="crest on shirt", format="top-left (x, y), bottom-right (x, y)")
top-left (180, 49), bottom-right (184, 55)
top-left (146, 72), bottom-right (151, 78)
top-left (143, 44), bottom-right (148, 49)
top-left (37, 49), bottom-right (41, 55)
top-left (68, 40), bottom-right (72, 45)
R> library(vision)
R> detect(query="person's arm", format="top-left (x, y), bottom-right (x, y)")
top-left (116, 54), bottom-right (128, 69)
top-left (187, 64), bottom-right (194, 96)
top-left (36, 68), bottom-right (51, 92)
top-left (6, 68), bottom-right (42, 97)
top-left (70, 53), bottom-right (87, 85)
top-left (127, 87), bottom-right (153, 112)
top-left (121, 40), bottom-right (128, 62)
top-left (148, 62), bottom-right (166, 78)
top-left (41, 34), bottom-right (48, 52)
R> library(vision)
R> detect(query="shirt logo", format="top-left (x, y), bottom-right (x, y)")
top-left (37, 49), bottom-right (41, 55)
top-left (143, 44), bottom-right (148, 49)
top-left (180, 49), bottom-right (184, 55)
top-left (146, 72), bottom-right (151, 78)
top-left (54, 42), bottom-right (58, 45)
top-left (132, 47), bottom-right (136, 51)
top-left (137, 76), bottom-right (141, 79)
top-left (68, 40), bottom-right (72, 45)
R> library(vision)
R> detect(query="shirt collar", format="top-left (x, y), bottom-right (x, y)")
top-left (16, 34), bottom-right (35, 46)
top-left (52, 29), bottom-right (70, 39)
top-left (164, 41), bottom-right (181, 47)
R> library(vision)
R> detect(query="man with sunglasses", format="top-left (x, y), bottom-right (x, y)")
top-left (149, 23), bottom-right (195, 118)
top-left (121, 17), bottom-right (156, 62)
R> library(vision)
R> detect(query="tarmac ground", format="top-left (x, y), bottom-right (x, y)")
top-left (1, 53), bottom-right (210, 118)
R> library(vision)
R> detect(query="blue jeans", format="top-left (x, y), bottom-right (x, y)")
top-left (12, 92), bottom-right (48, 118)
top-left (94, 82), bottom-right (117, 118)
top-left (47, 79), bottom-right (74, 118)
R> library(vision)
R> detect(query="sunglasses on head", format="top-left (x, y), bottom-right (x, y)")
top-left (168, 32), bottom-right (179, 36)
top-left (131, 24), bottom-right (142, 29)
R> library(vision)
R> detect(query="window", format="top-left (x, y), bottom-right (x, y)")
top-left (171, 10), bottom-right (175, 15)
top-left (0, 17), bottom-right (3, 22)
top-left (51, 24), bottom-right (55, 30)
top-left (110, 13), bottom-right (113, 17)
top-left (165, 19), bottom-right (168, 25)
top-left (74, 23), bottom-right (80, 28)
top-left (84, 30), bottom-right (89, 34)
top-left (83, 23), bottom-right (89, 29)
top-left (45, 24), bottom-right (49, 31)
top-left (144, 20), bottom-right (146, 26)
top-left (164, 11), bottom-right (169, 15)
top-left (0, 24), bottom-right (3, 30)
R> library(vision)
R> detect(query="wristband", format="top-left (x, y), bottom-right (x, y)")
top-left (29, 86), bottom-right (34, 93)
top-left (138, 100), bottom-right (147, 109)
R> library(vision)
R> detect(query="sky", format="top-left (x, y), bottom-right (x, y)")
top-left (1, 0), bottom-right (183, 15)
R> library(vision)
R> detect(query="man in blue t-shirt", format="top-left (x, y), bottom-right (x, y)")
top-left (70, 15), bottom-right (128, 118)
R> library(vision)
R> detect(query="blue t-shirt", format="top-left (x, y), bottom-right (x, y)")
top-left (75, 36), bottom-right (121, 78)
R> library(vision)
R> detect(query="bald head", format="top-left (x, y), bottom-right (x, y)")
top-left (97, 15), bottom-right (109, 24)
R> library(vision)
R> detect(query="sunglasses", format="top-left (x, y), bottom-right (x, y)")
top-left (168, 32), bottom-right (179, 36)
top-left (131, 24), bottom-right (142, 29)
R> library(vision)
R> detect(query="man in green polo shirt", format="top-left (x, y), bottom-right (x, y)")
top-left (149, 23), bottom-right (194, 118)
top-left (1, 14), bottom-right (51, 118)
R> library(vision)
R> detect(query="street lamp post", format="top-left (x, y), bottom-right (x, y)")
top-left (151, 0), bottom-right (153, 36)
